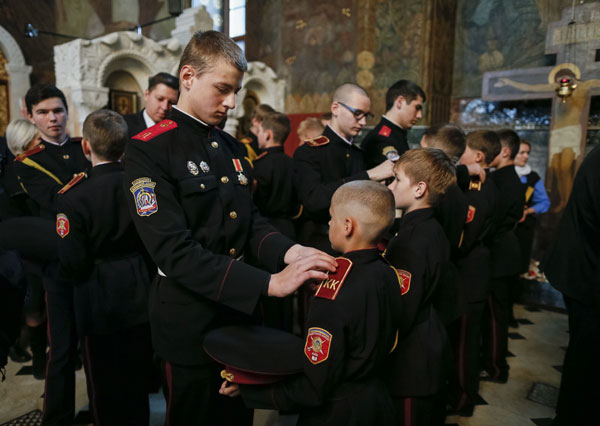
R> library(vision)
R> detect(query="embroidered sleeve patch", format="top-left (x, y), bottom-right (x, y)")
top-left (466, 205), bottom-right (476, 223)
top-left (378, 125), bottom-right (391, 137)
top-left (56, 213), bottom-right (69, 238)
top-left (314, 257), bottom-right (352, 300)
top-left (130, 178), bottom-right (158, 216)
top-left (391, 267), bottom-right (411, 295)
top-left (382, 145), bottom-right (400, 161)
top-left (305, 327), bottom-right (332, 365)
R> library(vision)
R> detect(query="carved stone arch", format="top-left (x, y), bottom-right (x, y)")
top-left (98, 51), bottom-right (155, 90)
top-left (0, 25), bottom-right (32, 125)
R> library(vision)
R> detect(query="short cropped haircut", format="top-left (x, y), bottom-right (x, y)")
top-left (297, 117), bottom-right (324, 138)
top-left (25, 84), bottom-right (68, 115)
top-left (148, 72), bottom-right (179, 92)
top-left (261, 112), bottom-right (290, 144)
top-left (5, 119), bottom-right (39, 156)
top-left (520, 140), bottom-right (531, 149)
top-left (251, 104), bottom-right (275, 122)
top-left (394, 148), bottom-right (456, 206)
top-left (496, 129), bottom-right (520, 159)
top-left (331, 180), bottom-right (395, 245)
top-left (385, 80), bottom-right (426, 111)
top-left (423, 123), bottom-right (466, 161)
top-left (466, 130), bottom-right (501, 165)
top-left (178, 30), bottom-right (248, 77)
top-left (82, 110), bottom-right (128, 162)
top-left (332, 83), bottom-right (368, 104)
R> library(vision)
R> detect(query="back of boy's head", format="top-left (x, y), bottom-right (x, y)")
top-left (423, 123), bottom-right (466, 161)
top-left (496, 129), bottom-right (520, 159)
top-left (261, 112), bottom-right (290, 144)
top-left (297, 117), bottom-right (324, 138)
top-left (251, 104), bottom-right (275, 122)
top-left (331, 181), bottom-right (395, 245)
top-left (25, 84), bottom-right (68, 115)
top-left (395, 148), bottom-right (456, 206)
top-left (178, 30), bottom-right (247, 77)
top-left (82, 109), bottom-right (128, 161)
top-left (466, 130), bottom-right (501, 165)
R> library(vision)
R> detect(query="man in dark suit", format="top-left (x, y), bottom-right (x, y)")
top-left (122, 72), bottom-right (179, 137)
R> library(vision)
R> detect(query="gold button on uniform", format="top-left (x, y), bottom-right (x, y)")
top-left (346, 153), bottom-right (350, 158)
top-left (229, 248), bottom-right (236, 256)
top-left (211, 141), bottom-right (219, 148)
top-left (229, 211), bottom-right (237, 219)
top-left (221, 176), bottom-right (229, 184)
top-left (200, 183), bottom-right (206, 189)
top-left (63, 154), bottom-right (70, 159)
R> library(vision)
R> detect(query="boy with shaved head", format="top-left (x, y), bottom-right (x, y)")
top-left (223, 180), bottom-right (401, 425)
top-left (294, 83), bottom-right (395, 253)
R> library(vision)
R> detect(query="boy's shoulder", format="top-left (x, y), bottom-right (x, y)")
top-left (58, 172), bottom-right (87, 195)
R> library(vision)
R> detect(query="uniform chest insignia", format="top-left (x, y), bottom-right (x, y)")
top-left (314, 257), bottom-right (352, 300)
top-left (382, 145), bottom-right (400, 161)
top-left (132, 119), bottom-right (178, 141)
top-left (56, 213), bottom-right (70, 238)
top-left (232, 159), bottom-right (248, 186)
top-left (304, 327), bottom-right (332, 365)
top-left (306, 136), bottom-right (330, 147)
top-left (466, 205), bottom-right (476, 223)
top-left (15, 144), bottom-right (45, 161)
top-left (130, 177), bottom-right (158, 216)
top-left (187, 161), bottom-right (199, 175)
top-left (469, 179), bottom-right (482, 191)
top-left (57, 172), bottom-right (87, 194)
top-left (391, 267), bottom-right (411, 295)
top-left (378, 125), bottom-right (392, 137)
top-left (199, 161), bottom-right (210, 173)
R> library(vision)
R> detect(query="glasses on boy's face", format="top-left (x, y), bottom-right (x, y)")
top-left (338, 102), bottom-right (374, 122)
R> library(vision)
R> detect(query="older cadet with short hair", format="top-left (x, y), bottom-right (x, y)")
top-left (123, 31), bottom-right (336, 426)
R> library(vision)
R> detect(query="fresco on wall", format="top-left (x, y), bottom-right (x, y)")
top-left (452, 0), bottom-right (572, 98)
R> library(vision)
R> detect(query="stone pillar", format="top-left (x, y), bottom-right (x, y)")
top-left (5, 63), bottom-right (32, 119)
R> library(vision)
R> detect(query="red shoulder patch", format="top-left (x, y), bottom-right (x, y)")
top-left (314, 257), bottom-right (352, 300)
top-left (58, 172), bottom-right (87, 194)
top-left (306, 135), bottom-right (330, 147)
top-left (132, 119), bottom-right (177, 141)
top-left (391, 267), bottom-right (411, 295)
top-left (56, 213), bottom-right (70, 238)
top-left (466, 205), bottom-right (476, 223)
top-left (468, 179), bottom-right (481, 191)
top-left (378, 125), bottom-right (392, 137)
top-left (15, 144), bottom-right (45, 162)
top-left (305, 327), bottom-right (332, 365)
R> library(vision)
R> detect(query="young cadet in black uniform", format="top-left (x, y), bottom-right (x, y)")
top-left (122, 31), bottom-right (337, 426)
top-left (252, 111), bottom-right (300, 239)
top-left (448, 130), bottom-right (501, 417)
top-left (57, 110), bottom-right (152, 426)
top-left (385, 148), bottom-right (456, 426)
top-left (239, 104), bottom-right (274, 165)
top-left (293, 83), bottom-right (395, 254)
top-left (480, 129), bottom-right (524, 383)
top-left (221, 180), bottom-right (400, 426)
top-left (540, 144), bottom-right (600, 426)
top-left (363, 80), bottom-right (425, 168)
top-left (15, 84), bottom-right (90, 426)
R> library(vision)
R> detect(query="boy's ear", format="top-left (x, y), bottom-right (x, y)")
top-left (475, 150), bottom-right (484, 163)
top-left (414, 181), bottom-right (427, 199)
top-left (81, 139), bottom-right (92, 158)
top-left (343, 216), bottom-right (354, 237)
top-left (265, 129), bottom-right (274, 142)
top-left (394, 95), bottom-right (406, 110)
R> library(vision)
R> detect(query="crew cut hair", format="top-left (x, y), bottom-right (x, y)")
top-left (497, 129), bottom-right (521, 159)
top-left (423, 123), bottom-right (466, 162)
top-left (466, 130), bottom-right (501, 165)
top-left (178, 30), bottom-right (248, 77)
top-left (82, 109), bottom-right (128, 162)
top-left (261, 112), bottom-right (291, 145)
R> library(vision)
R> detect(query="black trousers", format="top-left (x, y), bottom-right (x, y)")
top-left (42, 287), bottom-right (77, 426)
top-left (481, 277), bottom-right (510, 379)
top-left (448, 300), bottom-right (485, 409)
top-left (161, 360), bottom-right (253, 426)
top-left (392, 392), bottom-right (445, 426)
top-left (81, 323), bottom-right (153, 426)
top-left (552, 296), bottom-right (600, 426)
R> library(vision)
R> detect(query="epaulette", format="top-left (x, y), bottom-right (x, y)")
top-left (314, 257), bottom-right (352, 300)
top-left (390, 266), bottom-right (411, 295)
top-left (254, 151), bottom-right (268, 161)
top-left (240, 137), bottom-right (253, 144)
top-left (378, 125), bottom-right (391, 137)
top-left (132, 119), bottom-right (177, 142)
top-left (58, 172), bottom-right (87, 194)
top-left (468, 179), bottom-right (482, 191)
top-left (305, 135), bottom-right (330, 147)
top-left (15, 144), bottom-right (45, 162)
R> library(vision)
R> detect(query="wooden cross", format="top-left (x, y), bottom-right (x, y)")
top-left (481, 3), bottom-right (600, 213)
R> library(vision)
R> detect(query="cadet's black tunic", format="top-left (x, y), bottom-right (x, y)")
top-left (123, 108), bottom-right (294, 366)
top-left (362, 117), bottom-right (409, 169)
top-left (241, 249), bottom-right (398, 426)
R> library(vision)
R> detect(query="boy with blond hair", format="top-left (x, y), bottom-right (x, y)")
top-left (223, 180), bottom-right (401, 426)
top-left (385, 147), bottom-right (456, 426)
